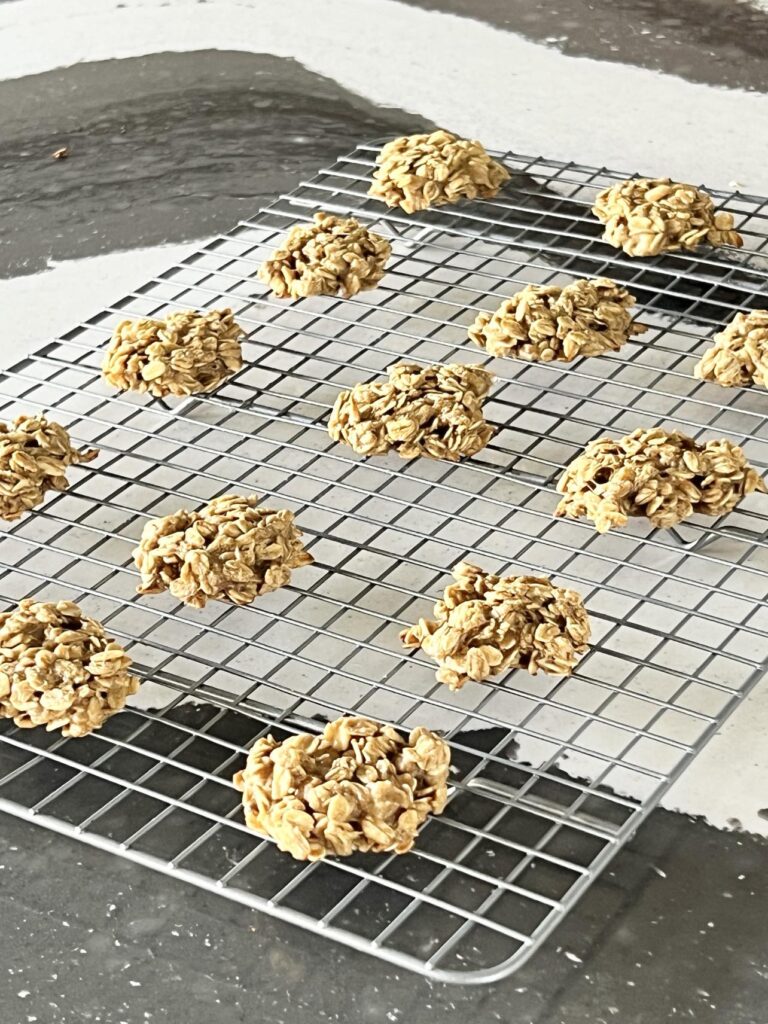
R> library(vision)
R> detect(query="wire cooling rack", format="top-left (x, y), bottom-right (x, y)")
top-left (1, 144), bottom-right (767, 985)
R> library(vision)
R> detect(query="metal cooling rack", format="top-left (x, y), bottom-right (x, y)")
top-left (1, 144), bottom-right (767, 985)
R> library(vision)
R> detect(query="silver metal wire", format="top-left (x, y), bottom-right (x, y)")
top-left (1, 144), bottom-right (767, 984)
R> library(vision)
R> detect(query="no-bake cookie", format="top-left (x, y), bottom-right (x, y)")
top-left (0, 414), bottom-right (97, 522)
top-left (328, 362), bottom-right (494, 461)
top-left (401, 562), bottom-right (590, 690)
top-left (233, 716), bottom-right (451, 860)
top-left (592, 178), bottom-right (743, 257)
top-left (102, 308), bottom-right (244, 398)
top-left (369, 130), bottom-right (510, 213)
top-left (0, 599), bottom-right (139, 737)
top-left (694, 310), bottom-right (768, 389)
top-left (469, 278), bottom-right (646, 362)
top-left (258, 212), bottom-right (391, 299)
top-left (134, 494), bottom-right (313, 609)
top-left (555, 426), bottom-right (765, 532)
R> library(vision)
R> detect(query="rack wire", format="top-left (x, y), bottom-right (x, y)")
top-left (1, 143), bottom-right (767, 984)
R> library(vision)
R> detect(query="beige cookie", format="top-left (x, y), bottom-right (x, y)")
top-left (555, 426), bottom-right (765, 532)
top-left (233, 716), bottom-right (451, 861)
top-left (259, 212), bottom-right (390, 299)
top-left (694, 310), bottom-right (768, 389)
top-left (102, 308), bottom-right (244, 397)
top-left (133, 494), bottom-right (313, 609)
top-left (0, 414), bottom-right (97, 521)
top-left (369, 129), bottom-right (509, 213)
top-left (401, 562), bottom-right (591, 690)
top-left (593, 177), bottom-right (742, 256)
top-left (328, 362), bottom-right (494, 461)
top-left (0, 599), bottom-right (139, 738)
top-left (469, 277), bottom-right (646, 362)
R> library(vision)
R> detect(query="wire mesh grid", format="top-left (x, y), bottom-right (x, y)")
top-left (1, 143), bottom-right (767, 984)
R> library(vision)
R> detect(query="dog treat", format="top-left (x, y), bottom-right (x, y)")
top-left (0, 414), bottom-right (97, 522)
top-left (233, 716), bottom-right (451, 860)
top-left (592, 178), bottom-right (743, 257)
top-left (328, 362), bottom-right (494, 461)
top-left (469, 278), bottom-right (646, 362)
top-left (258, 212), bottom-right (391, 299)
top-left (102, 308), bottom-right (244, 398)
top-left (401, 562), bottom-right (590, 690)
top-left (0, 599), bottom-right (139, 737)
top-left (694, 310), bottom-right (768, 389)
top-left (134, 494), bottom-right (313, 609)
top-left (368, 130), bottom-right (510, 213)
top-left (555, 427), bottom-right (766, 533)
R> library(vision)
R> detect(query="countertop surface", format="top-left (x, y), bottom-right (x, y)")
top-left (1, 1), bottom-right (767, 1021)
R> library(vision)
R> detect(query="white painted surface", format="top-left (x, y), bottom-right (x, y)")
top-left (1, 0), bottom-right (767, 836)
top-left (0, 245), bottom-right (194, 357)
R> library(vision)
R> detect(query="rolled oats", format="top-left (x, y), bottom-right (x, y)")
top-left (258, 212), bottom-right (391, 299)
top-left (401, 562), bottom-right (590, 690)
top-left (592, 178), bottom-right (743, 257)
top-left (134, 494), bottom-right (313, 609)
top-left (369, 130), bottom-right (510, 213)
top-left (469, 278), bottom-right (647, 362)
top-left (0, 598), bottom-right (140, 737)
top-left (0, 414), bottom-right (98, 522)
top-left (233, 716), bottom-right (451, 860)
top-left (328, 362), bottom-right (494, 461)
top-left (694, 309), bottom-right (768, 389)
top-left (555, 426), bottom-right (766, 533)
top-left (102, 308), bottom-right (244, 398)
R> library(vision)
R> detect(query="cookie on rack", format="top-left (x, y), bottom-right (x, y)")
top-left (0, 598), bottom-right (140, 737)
top-left (468, 277), bottom-right (646, 362)
top-left (368, 129), bottom-right (510, 213)
top-left (133, 494), bottom-right (313, 609)
top-left (592, 177), bottom-right (743, 257)
top-left (102, 308), bottom-right (244, 398)
top-left (258, 212), bottom-right (391, 299)
top-left (694, 309), bottom-right (768, 389)
top-left (555, 426), bottom-right (766, 533)
top-left (401, 562), bottom-right (591, 691)
top-left (233, 716), bottom-right (451, 860)
top-left (0, 414), bottom-right (97, 522)
top-left (328, 362), bottom-right (494, 461)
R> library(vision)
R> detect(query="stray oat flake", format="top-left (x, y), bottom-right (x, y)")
top-left (233, 716), bottom-right (451, 860)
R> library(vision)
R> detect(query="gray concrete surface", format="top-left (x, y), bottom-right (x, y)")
top-left (3, 805), bottom-right (766, 1023)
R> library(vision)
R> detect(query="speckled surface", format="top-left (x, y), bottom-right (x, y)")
top-left (1, 1), bottom-right (768, 1020)
top-left (3, 808), bottom-right (766, 1023)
